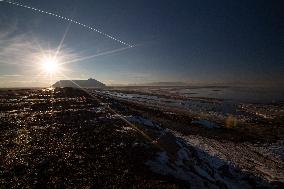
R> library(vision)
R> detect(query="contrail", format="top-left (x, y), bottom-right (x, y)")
top-left (0, 0), bottom-right (134, 47)
top-left (60, 46), bottom-right (133, 65)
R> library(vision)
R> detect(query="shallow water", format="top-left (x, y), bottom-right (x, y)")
top-left (177, 87), bottom-right (284, 103)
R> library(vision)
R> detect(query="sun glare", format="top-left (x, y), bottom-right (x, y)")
top-left (41, 57), bottom-right (59, 73)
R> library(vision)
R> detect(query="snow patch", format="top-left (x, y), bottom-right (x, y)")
top-left (146, 130), bottom-right (270, 188)
top-left (125, 115), bottom-right (162, 130)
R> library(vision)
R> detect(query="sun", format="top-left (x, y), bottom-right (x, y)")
top-left (41, 57), bottom-right (59, 73)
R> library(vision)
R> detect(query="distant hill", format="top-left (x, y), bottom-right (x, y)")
top-left (129, 82), bottom-right (188, 86)
top-left (52, 78), bottom-right (106, 88)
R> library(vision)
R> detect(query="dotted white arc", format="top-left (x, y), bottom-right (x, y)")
top-left (1, 0), bottom-right (133, 47)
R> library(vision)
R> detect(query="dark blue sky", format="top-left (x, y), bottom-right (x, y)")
top-left (0, 0), bottom-right (283, 86)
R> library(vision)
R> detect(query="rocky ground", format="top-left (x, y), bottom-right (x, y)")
top-left (0, 87), bottom-right (283, 188)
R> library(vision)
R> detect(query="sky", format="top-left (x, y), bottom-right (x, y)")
top-left (0, 0), bottom-right (283, 87)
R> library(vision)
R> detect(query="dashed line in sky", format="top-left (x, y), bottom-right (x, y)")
top-left (1, 0), bottom-right (134, 47)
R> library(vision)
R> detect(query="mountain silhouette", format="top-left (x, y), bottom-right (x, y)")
top-left (52, 78), bottom-right (106, 88)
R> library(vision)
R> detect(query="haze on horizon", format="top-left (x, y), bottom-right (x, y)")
top-left (0, 0), bottom-right (283, 88)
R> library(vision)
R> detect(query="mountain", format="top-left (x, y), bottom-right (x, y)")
top-left (52, 78), bottom-right (106, 88)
